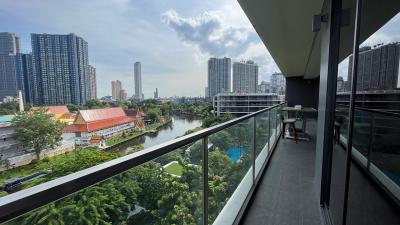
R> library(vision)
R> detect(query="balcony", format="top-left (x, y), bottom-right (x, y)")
top-left (1, 103), bottom-right (399, 225)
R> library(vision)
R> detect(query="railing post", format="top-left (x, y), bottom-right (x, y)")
top-left (366, 113), bottom-right (374, 171)
top-left (202, 136), bottom-right (209, 225)
top-left (275, 108), bottom-right (278, 135)
top-left (268, 110), bottom-right (271, 151)
top-left (253, 117), bottom-right (256, 183)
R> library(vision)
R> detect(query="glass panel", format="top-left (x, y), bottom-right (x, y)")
top-left (208, 117), bottom-right (254, 224)
top-left (345, 1), bottom-right (400, 224)
top-left (370, 113), bottom-right (400, 188)
top-left (4, 141), bottom-right (204, 225)
top-left (352, 109), bottom-right (372, 161)
top-left (329, 0), bottom-right (357, 224)
top-left (255, 111), bottom-right (270, 177)
top-left (269, 108), bottom-right (277, 149)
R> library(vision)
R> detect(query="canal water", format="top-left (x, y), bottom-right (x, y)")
top-left (113, 114), bottom-right (202, 152)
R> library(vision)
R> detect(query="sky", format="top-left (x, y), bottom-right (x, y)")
top-left (0, 0), bottom-right (280, 98)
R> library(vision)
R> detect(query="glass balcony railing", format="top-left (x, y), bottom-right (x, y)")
top-left (0, 103), bottom-right (284, 225)
top-left (335, 106), bottom-right (400, 201)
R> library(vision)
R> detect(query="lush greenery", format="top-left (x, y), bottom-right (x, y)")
top-left (163, 162), bottom-right (183, 176)
top-left (12, 109), bottom-right (66, 159)
top-left (1, 100), bottom-right (255, 225)
top-left (0, 100), bottom-right (27, 115)
top-left (0, 148), bottom-right (122, 190)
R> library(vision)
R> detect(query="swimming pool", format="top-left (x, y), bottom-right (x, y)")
top-left (0, 115), bottom-right (14, 123)
top-left (227, 147), bottom-right (246, 162)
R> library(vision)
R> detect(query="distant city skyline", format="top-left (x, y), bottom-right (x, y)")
top-left (2, 1), bottom-right (398, 98)
top-left (0, 0), bottom-right (283, 98)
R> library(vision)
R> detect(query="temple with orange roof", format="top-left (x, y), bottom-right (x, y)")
top-left (63, 107), bottom-right (135, 146)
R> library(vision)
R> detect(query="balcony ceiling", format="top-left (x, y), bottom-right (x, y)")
top-left (238, 0), bottom-right (400, 79)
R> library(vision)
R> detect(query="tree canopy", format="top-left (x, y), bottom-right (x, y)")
top-left (12, 109), bottom-right (65, 159)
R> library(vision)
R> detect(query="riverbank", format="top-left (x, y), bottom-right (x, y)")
top-left (105, 117), bottom-right (172, 147)
top-left (0, 115), bottom-right (201, 196)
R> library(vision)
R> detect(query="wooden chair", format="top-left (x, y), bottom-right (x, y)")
top-left (280, 114), bottom-right (298, 143)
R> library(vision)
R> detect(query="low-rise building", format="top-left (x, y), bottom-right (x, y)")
top-left (63, 107), bottom-right (135, 146)
top-left (31, 105), bottom-right (76, 124)
top-left (213, 93), bottom-right (283, 116)
top-left (0, 116), bottom-right (24, 159)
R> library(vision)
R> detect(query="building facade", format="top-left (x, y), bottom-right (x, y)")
top-left (0, 32), bottom-right (19, 55)
top-left (0, 32), bottom-right (20, 102)
top-left (270, 72), bottom-right (286, 95)
top-left (0, 55), bottom-right (17, 101)
top-left (111, 80), bottom-right (122, 101)
top-left (87, 65), bottom-right (97, 100)
top-left (257, 81), bottom-right (271, 93)
top-left (233, 60), bottom-right (258, 93)
top-left (347, 43), bottom-right (400, 92)
top-left (134, 61), bottom-right (143, 100)
top-left (213, 93), bottom-right (282, 116)
top-left (30, 33), bottom-right (90, 105)
top-left (154, 88), bottom-right (158, 99)
top-left (208, 57), bottom-right (231, 97)
top-left (63, 107), bottom-right (135, 146)
top-left (336, 76), bottom-right (345, 92)
top-left (15, 53), bottom-right (34, 103)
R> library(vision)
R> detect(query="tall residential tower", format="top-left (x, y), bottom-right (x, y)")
top-left (30, 33), bottom-right (90, 105)
top-left (0, 32), bottom-right (20, 101)
top-left (207, 57), bottom-right (231, 97)
top-left (112, 80), bottom-right (122, 101)
top-left (232, 60), bottom-right (258, 93)
top-left (134, 62), bottom-right (143, 100)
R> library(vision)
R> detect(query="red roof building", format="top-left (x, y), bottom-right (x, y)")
top-left (124, 109), bottom-right (146, 118)
top-left (64, 107), bottom-right (135, 135)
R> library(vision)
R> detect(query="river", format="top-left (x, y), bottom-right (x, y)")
top-left (112, 114), bottom-right (202, 153)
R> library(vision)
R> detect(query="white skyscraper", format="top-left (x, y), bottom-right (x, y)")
top-left (134, 62), bottom-right (143, 100)
top-left (208, 57), bottom-right (231, 97)
top-left (233, 60), bottom-right (258, 93)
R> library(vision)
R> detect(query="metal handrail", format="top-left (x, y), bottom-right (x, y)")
top-left (0, 103), bottom-right (284, 224)
top-left (336, 104), bottom-right (400, 118)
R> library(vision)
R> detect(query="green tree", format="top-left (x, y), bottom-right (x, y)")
top-left (152, 176), bottom-right (200, 225)
top-left (85, 99), bottom-right (109, 109)
top-left (0, 100), bottom-right (19, 115)
top-left (66, 103), bottom-right (81, 112)
top-left (0, 155), bottom-right (10, 169)
top-left (12, 109), bottom-right (65, 160)
top-left (147, 108), bottom-right (161, 122)
top-left (20, 203), bottom-right (64, 225)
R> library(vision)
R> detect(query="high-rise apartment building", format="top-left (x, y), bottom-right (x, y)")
top-left (0, 32), bottom-right (20, 55)
top-left (120, 89), bottom-right (127, 101)
top-left (154, 88), bottom-right (159, 99)
top-left (0, 32), bottom-right (20, 101)
top-left (0, 55), bottom-right (17, 101)
top-left (112, 80), bottom-right (122, 101)
top-left (30, 33), bottom-right (90, 105)
top-left (15, 53), bottom-right (34, 103)
top-left (208, 57), bottom-right (231, 97)
top-left (233, 60), bottom-right (258, 93)
top-left (87, 65), bottom-right (97, 100)
top-left (134, 62), bottom-right (143, 100)
top-left (257, 81), bottom-right (271, 93)
top-left (270, 72), bottom-right (286, 95)
top-left (337, 76), bottom-right (345, 92)
top-left (347, 43), bottom-right (400, 92)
